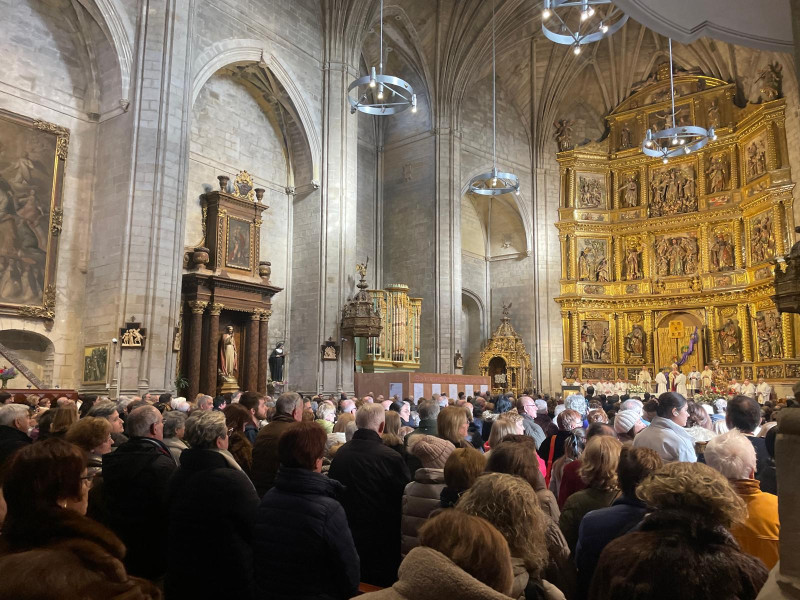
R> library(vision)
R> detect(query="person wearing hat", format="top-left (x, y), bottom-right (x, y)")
top-left (401, 435), bottom-right (455, 556)
top-left (614, 409), bottom-right (646, 444)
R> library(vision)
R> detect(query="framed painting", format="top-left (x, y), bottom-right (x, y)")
top-left (225, 216), bottom-right (252, 271)
top-left (82, 344), bottom-right (109, 385)
top-left (0, 109), bottom-right (68, 320)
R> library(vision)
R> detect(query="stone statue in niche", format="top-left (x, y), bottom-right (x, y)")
top-left (709, 231), bottom-right (735, 272)
top-left (625, 243), bottom-right (643, 280)
top-left (716, 318), bottom-right (742, 357)
top-left (578, 175), bottom-right (605, 209)
top-left (619, 123), bottom-right (632, 149)
top-left (454, 350), bottom-right (463, 369)
top-left (654, 235), bottom-right (699, 277)
top-left (755, 311), bottom-right (783, 359)
top-left (750, 213), bottom-right (776, 263)
top-left (625, 324), bottom-right (646, 357)
top-left (621, 173), bottom-right (639, 208)
top-left (649, 165), bottom-right (697, 217)
top-left (707, 100), bottom-right (721, 128)
top-left (745, 139), bottom-right (768, 181)
top-left (577, 239), bottom-right (608, 282)
top-left (756, 62), bottom-right (783, 102)
top-left (219, 325), bottom-right (238, 381)
top-left (553, 119), bottom-right (573, 152)
top-left (706, 154), bottom-right (729, 193)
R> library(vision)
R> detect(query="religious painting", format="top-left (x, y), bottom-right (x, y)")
top-left (0, 109), bottom-right (68, 319)
top-left (786, 364), bottom-right (800, 379)
top-left (705, 152), bottom-right (730, 194)
top-left (225, 216), bottom-right (251, 270)
top-left (576, 172), bottom-right (607, 209)
top-left (582, 367), bottom-right (614, 380)
top-left (707, 194), bottom-right (731, 208)
top-left (618, 171), bottom-right (639, 208)
top-left (754, 310), bottom-right (783, 360)
top-left (580, 319), bottom-right (612, 364)
top-left (749, 212), bottom-right (776, 264)
top-left (624, 324), bottom-right (646, 358)
top-left (576, 238), bottom-right (610, 282)
top-left (82, 344), bottom-right (109, 385)
top-left (653, 232), bottom-right (699, 277)
top-left (757, 364), bottom-right (783, 379)
top-left (708, 227), bottom-right (735, 273)
top-left (743, 131), bottom-right (768, 183)
top-left (648, 163), bottom-right (697, 217)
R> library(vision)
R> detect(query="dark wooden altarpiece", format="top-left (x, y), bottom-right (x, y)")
top-left (180, 172), bottom-right (281, 400)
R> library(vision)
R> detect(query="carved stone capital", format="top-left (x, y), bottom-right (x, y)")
top-left (260, 309), bottom-right (272, 321)
top-left (209, 302), bottom-right (224, 316)
top-left (188, 300), bottom-right (208, 315)
top-left (251, 310), bottom-right (263, 321)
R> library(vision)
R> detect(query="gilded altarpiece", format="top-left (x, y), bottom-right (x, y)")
top-left (555, 65), bottom-right (797, 384)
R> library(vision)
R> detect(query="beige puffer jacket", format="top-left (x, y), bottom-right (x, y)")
top-left (400, 468), bottom-right (445, 557)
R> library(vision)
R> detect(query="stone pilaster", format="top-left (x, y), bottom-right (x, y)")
top-left (205, 303), bottom-right (223, 396)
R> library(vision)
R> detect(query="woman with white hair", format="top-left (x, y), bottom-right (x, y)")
top-left (705, 429), bottom-right (779, 569)
top-left (165, 410), bottom-right (259, 600)
top-left (162, 410), bottom-right (188, 465)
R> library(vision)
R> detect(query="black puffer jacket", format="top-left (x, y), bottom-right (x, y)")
top-left (165, 448), bottom-right (259, 600)
top-left (100, 437), bottom-right (177, 580)
top-left (0, 425), bottom-right (31, 476)
top-left (254, 466), bottom-right (360, 600)
top-left (328, 429), bottom-right (411, 587)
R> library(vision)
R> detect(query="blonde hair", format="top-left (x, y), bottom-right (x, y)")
top-left (332, 412), bottom-right (354, 433)
top-left (637, 462), bottom-right (747, 528)
top-left (50, 406), bottom-right (78, 434)
top-left (382, 411), bottom-right (403, 447)
top-left (488, 415), bottom-right (522, 449)
top-left (457, 473), bottom-right (549, 575)
top-left (437, 406), bottom-right (468, 446)
top-left (579, 435), bottom-right (622, 491)
top-left (419, 510), bottom-right (513, 595)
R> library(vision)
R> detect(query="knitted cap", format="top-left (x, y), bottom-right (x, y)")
top-left (410, 435), bottom-right (455, 469)
top-left (565, 394), bottom-right (587, 416)
top-left (614, 409), bottom-right (639, 434)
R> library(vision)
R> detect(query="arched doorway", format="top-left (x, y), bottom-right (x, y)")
top-left (461, 290), bottom-right (484, 374)
top-left (655, 311), bottom-right (704, 372)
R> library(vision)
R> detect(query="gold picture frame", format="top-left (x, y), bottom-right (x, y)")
top-left (0, 109), bottom-right (68, 320)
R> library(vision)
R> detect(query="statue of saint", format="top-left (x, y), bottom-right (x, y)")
top-left (716, 319), bottom-right (742, 356)
top-left (625, 246), bottom-right (642, 280)
top-left (219, 325), bottom-right (238, 380)
top-left (625, 325), bottom-right (645, 357)
top-left (454, 350), bottom-right (463, 370)
top-left (269, 341), bottom-right (286, 382)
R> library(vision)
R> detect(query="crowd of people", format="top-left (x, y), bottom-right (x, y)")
top-left (0, 384), bottom-right (789, 599)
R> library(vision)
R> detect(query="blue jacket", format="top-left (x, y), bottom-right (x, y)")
top-left (575, 496), bottom-right (648, 600)
top-left (254, 466), bottom-right (360, 600)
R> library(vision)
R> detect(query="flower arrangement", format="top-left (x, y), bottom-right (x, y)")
top-left (0, 366), bottom-right (17, 389)
top-left (627, 384), bottom-right (646, 395)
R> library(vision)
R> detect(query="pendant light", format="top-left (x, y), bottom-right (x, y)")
top-left (347, 0), bottom-right (416, 115)
top-left (642, 39), bottom-right (716, 163)
top-left (541, 0), bottom-right (628, 54)
top-left (468, 0), bottom-right (520, 196)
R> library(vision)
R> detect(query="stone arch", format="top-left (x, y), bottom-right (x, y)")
top-left (0, 329), bottom-right (56, 387)
top-left (461, 290), bottom-right (485, 376)
top-left (191, 39), bottom-right (321, 184)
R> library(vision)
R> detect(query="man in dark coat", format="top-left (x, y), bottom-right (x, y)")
top-left (101, 405), bottom-right (176, 580)
top-left (727, 395), bottom-right (769, 478)
top-left (329, 404), bottom-right (411, 587)
top-left (251, 392), bottom-right (302, 497)
top-left (166, 410), bottom-right (259, 600)
top-left (0, 404), bottom-right (32, 475)
top-left (254, 421), bottom-right (360, 600)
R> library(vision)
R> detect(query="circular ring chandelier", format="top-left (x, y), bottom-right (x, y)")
top-left (641, 39), bottom-right (716, 163)
top-left (541, 0), bottom-right (629, 55)
top-left (348, 0), bottom-right (416, 116)
top-left (468, 0), bottom-right (519, 196)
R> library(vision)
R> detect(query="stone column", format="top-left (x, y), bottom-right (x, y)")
top-left (186, 301), bottom-right (207, 402)
top-left (258, 310), bottom-right (271, 394)
top-left (246, 311), bottom-right (260, 392)
top-left (205, 303), bottom-right (223, 396)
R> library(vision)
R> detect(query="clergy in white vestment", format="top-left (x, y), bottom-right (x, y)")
top-left (740, 378), bottom-right (756, 399)
top-left (700, 365), bottom-right (713, 390)
top-left (614, 378), bottom-right (628, 395)
top-left (688, 369), bottom-right (701, 397)
top-left (729, 379), bottom-right (742, 396)
top-left (655, 368), bottom-right (668, 397)
top-left (756, 378), bottom-right (772, 404)
top-left (670, 365), bottom-right (688, 397)
top-left (636, 367), bottom-right (652, 393)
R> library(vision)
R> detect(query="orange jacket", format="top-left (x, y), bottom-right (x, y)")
top-left (731, 478), bottom-right (780, 569)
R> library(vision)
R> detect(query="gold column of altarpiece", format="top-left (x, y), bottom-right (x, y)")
top-left (555, 64), bottom-right (798, 384)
